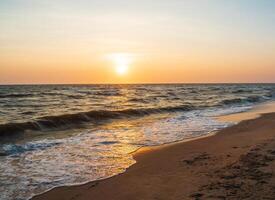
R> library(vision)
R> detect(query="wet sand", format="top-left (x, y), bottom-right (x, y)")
top-left (217, 101), bottom-right (275, 123)
top-left (32, 111), bottom-right (275, 200)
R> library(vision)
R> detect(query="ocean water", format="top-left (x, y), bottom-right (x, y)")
top-left (0, 84), bottom-right (275, 200)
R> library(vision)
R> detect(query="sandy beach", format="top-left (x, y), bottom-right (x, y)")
top-left (32, 107), bottom-right (275, 200)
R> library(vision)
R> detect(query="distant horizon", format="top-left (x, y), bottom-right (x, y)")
top-left (1, 82), bottom-right (275, 86)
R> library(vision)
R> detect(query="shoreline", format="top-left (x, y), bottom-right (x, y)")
top-left (29, 130), bottom-right (218, 200)
top-left (32, 107), bottom-right (275, 200)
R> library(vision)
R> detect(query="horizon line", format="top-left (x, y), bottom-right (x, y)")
top-left (1, 82), bottom-right (275, 86)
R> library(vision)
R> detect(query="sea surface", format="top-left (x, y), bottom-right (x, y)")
top-left (0, 84), bottom-right (275, 200)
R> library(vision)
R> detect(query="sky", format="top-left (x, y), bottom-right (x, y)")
top-left (0, 0), bottom-right (275, 84)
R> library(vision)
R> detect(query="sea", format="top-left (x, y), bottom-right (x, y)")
top-left (0, 84), bottom-right (274, 200)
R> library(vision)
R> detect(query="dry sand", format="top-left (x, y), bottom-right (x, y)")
top-left (32, 111), bottom-right (275, 200)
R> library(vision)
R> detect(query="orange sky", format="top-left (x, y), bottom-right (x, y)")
top-left (1, 0), bottom-right (275, 84)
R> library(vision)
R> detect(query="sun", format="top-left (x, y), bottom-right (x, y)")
top-left (116, 65), bottom-right (128, 75)
top-left (107, 53), bottom-right (133, 76)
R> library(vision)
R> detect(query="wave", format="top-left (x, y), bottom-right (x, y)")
top-left (0, 105), bottom-right (194, 137)
top-left (232, 89), bottom-right (252, 94)
top-left (94, 90), bottom-right (122, 96)
top-left (219, 95), bottom-right (268, 106)
top-left (0, 92), bottom-right (104, 99)
top-left (0, 140), bottom-right (62, 156)
top-left (0, 93), bottom-right (34, 98)
top-left (128, 98), bottom-right (148, 103)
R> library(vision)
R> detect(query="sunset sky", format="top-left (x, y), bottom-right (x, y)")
top-left (0, 0), bottom-right (275, 84)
